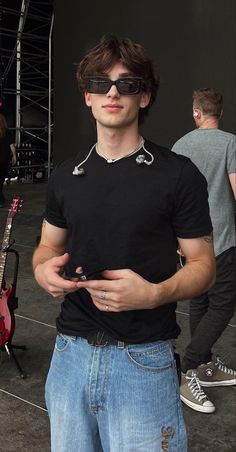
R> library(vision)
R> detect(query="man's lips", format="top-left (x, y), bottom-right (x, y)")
top-left (102, 104), bottom-right (123, 110)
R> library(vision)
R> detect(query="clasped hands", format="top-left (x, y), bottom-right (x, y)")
top-left (35, 252), bottom-right (158, 312)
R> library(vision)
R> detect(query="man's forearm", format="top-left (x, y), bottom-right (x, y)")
top-left (32, 244), bottom-right (62, 274)
top-left (154, 258), bottom-right (216, 307)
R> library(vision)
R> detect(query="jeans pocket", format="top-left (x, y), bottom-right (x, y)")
top-left (126, 342), bottom-right (173, 372)
top-left (55, 334), bottom-right (71, 352)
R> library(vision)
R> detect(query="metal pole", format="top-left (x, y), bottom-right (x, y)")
top-left (15, 0), bottom-right (29, 147)
top-left (48, 13), bottom-right (54, 179)
top-left (16, 22), bottom-right (21, 147)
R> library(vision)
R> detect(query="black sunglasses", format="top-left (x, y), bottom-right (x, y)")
top-left (84, 76), bottom-right (145, 95)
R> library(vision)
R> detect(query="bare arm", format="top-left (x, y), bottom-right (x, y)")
top-left (32, 219), bottom-right (68, 268)
top-left (10, 143), bottom-right (16, 165)
top-left (75, 234), bottom-right (216, 312)
top-left (32, 220), bottom-right (79, 298)
top-left (228, 172), bottom-right (236, 199)
top-left (156, 234), bottom-right (216, 304)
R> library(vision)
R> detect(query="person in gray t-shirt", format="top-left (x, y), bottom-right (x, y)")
top-left (172, 87), bottom-right (236, 414)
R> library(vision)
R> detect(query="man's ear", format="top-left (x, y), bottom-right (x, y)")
top-left (85, 92), bottom-right (91, 106)
top-left (140, 92), bottom-right (151, 109)
top-left (193, 109), bottom-right (200, 118)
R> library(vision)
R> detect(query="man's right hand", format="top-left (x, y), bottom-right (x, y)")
top-left (34, 252), bottom-right (79, 298)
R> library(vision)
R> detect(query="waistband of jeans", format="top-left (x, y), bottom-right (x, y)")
top-left (79, 331), bottom-right (127, 347)
top-left (59, 331), bottom-right (174, 349)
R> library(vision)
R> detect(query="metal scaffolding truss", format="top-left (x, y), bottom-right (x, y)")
top-left (0, 0), bottom-right (54, 176)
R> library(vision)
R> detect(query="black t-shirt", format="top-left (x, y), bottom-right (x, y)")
top-left (0, 130), bottom-right (12, 164)
top-left (45, 140), bottom-right (212, 343)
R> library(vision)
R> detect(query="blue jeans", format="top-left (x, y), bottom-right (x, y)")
top-left (45, 335), bottom-right (187, 452)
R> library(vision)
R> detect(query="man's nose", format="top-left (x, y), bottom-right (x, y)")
top-left (106, 84), bottom-right (120, 97)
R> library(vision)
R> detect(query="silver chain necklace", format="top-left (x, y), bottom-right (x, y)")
top-left (96, 136), bottom-right (144, 163)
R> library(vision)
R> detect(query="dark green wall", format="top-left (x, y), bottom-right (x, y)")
top-left (53, 0), bottom-right (236, 162)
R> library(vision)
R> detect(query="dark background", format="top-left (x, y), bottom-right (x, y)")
top-left (53, 0), bottom-right (235, 163)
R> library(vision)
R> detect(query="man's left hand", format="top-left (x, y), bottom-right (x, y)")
top-left (76, 269), bottom-right (157, 312)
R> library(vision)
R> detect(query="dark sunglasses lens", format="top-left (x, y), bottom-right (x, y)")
top-left (85, 77), bottom-right (143, 94)
top-left (87, 79), bottom-right (111, 94)
top-left (117, 78), bottom-right (141, 94)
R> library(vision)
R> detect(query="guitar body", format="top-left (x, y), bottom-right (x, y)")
top-left (0, 285), bottom-right (15, 347)
top-left (0, 195), bottom-right (22, 349)
top-left (0, 317), bottom-right (9, 348)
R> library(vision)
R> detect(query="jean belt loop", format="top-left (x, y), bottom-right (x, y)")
top-left (117, 341), bottom-right (125, 349)
top-left (96, 331), bottom-right (105, 345)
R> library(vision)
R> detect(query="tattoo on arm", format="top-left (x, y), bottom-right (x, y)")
top-left (203, 233), bottom-right (213, 244)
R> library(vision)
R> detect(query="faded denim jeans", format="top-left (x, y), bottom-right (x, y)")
top-left (45, 335), bottom-right (187, 452)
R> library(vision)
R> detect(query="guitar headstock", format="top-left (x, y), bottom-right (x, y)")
top-left (8, 195), bottom-right (22, 218)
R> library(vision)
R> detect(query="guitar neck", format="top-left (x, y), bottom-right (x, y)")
top-left (0, 216), bottom-right (13, 290)
top-left (0, 195), bottom-right (21, 292)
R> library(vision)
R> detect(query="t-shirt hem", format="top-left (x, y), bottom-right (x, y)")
top-left (176, 227), bottom-right (213, 239)
top-left (56, 325), bottom-right (181, 344)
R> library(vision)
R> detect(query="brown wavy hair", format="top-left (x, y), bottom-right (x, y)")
top-left (77, 34), bottom-right (160, 123)
top-left (0, 113), bottom-right (8, 138)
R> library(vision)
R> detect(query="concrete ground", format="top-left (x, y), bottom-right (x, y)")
top-left (0, 181), bottom-right (235, 452)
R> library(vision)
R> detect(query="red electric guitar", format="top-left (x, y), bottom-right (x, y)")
top-left (0, 195), bottom-right (22, 349)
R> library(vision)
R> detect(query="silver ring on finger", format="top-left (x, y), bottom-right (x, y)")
top-left (105, 305), bottom-right (109, 312)
top-left (99, 290), bottom-right (106, 301)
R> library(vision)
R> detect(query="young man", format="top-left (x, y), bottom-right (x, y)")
top-left (33, 36), bottom-right (215, 451)
top-left (172, 88), bottom-right (236, 414)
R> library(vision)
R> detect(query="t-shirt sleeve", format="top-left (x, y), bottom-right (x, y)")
top-left (45, 167), bottom-right (68, 229)
top-left (227, 135), bottom-right (236, 174)
top-left (173, 159), bottom-right (213, 238)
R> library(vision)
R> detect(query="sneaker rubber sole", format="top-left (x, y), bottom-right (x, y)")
top-left (180, 394), bottom-right (215, 413)
top-left (199, 378), bottom-right (236, 387)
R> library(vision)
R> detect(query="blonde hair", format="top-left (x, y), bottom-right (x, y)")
top-left (0, 113), bottom-right (8, 138)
